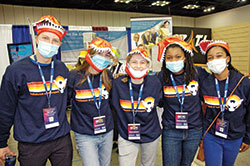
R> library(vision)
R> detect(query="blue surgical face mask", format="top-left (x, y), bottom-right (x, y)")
top-left (38, 40), bottom-right (59, 58)
top-left (165, 60), bottom-right (184, 73)
top-left (91, 54), bottom-right (113, 70)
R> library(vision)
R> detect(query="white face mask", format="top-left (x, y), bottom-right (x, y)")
top-left (207, 58), bottom-right (227, 74)
top-left (128, 64), bottom-right (148, 79)
top-left (38, 40), bottom-right (59, 58)
top-left (165, 60), bottom-right (184, 73)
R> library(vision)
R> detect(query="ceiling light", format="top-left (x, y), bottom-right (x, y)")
top-left (203, 6), bottom-right (215, 12)
top-left (183, 4), bottom-right (200, 9)
top-left (151, 1), bottom-right (170, 7)
top-left (237, 0), bottom-right (246, 2)
top-left (114, 0), bottom-right (133, 3)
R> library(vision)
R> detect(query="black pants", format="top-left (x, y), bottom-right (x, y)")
top-left (18, 134), bottom-right (73, 166)
top-left (111, 106), bottom-right (118, 142)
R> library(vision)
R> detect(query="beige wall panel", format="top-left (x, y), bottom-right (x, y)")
top-left (76, 10), bottom-right (84, 26)
top-left (0, 4), bottom-right (195, 27)
top-left (24, 7), bottom-right (34, 23)
top-left (68, 9), bottom-right (76, 26)
top-left (122, 13), bottom-right (130, 27)
top-left (33, 7), bottom-right (43, 22)
top-left (91, 11), bottom-right (100, 26)
top-left (0, 5), bottom-right (5, 24)
top-left (59, 9), bottom-right (69, 25)
top-left (13, 6), bottom-right (25, 24)
top-left (50, 8), bottom-right (60, 21)
top-left (83, 10), bottom-right (92, 26)
top-left (196, 4), bottom-right (250, 28)
top-left (42, 8), bottom-right (51, 16)
top-left (105, 12), bottom-right (113, 26)
top-left (98, 11), bottom-right (106, 26)
top-left (213, 23), bottom-right (250, 74)
top-left (113, 12), bottom-right (120, 27)
top-left (3, 5), bottom-right (15, 24)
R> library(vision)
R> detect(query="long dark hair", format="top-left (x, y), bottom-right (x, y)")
top-left (205, 46), bottom-right (243, 75)
top-left (161, 44), bottom-right (197, 86)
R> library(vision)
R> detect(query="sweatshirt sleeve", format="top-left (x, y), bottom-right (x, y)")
top-left (243, 78), bottom-right (250, 145)
top-left (0, 68), bottom-right (18, 148)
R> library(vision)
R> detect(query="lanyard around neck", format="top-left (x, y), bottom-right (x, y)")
top-left (87, 74), bottom-right (102, 116)
top-left (170, 74), bottom-right (186, 112)
top-left (215, 74), bottom-right (229, 118)
top-left (34, 55), bottom-right (54, 108)
top-left (129, 79), bottom-right (144, 124)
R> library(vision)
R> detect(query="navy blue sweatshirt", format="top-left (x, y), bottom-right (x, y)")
top-left (68, 70), bottom-right (114, 135)
top-left (0, 56), bottom-right (71, 148)
top-left (111, 75), bottom-right (162, 143)
top-left (159, 66), bottom-right (208, 129)
top-left (200, 70), bottom-right (250, 144)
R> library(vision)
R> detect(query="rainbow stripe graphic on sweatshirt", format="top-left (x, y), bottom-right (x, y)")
top-left (120, 99), bottom-right (146, 112)
top-left (163, 86), bottom-right (191, 97)
top-left (27, 81), bottom-right (59, 96)
top-left (204, 94), bottom-right (243, 111)
top-left (164, 80), bottom-right (199, 97)
top-left (75, 84), bottom-right (107, 102)
top-left (27, 76), bottom-right (66, 96)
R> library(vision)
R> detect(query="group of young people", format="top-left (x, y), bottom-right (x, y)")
top-left (0, 15), bottom-right (249, 166)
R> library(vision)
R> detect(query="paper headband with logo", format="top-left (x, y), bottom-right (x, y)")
top-left (127, 48), bottom-right (151, 62)
top-left (157, 37), bottom-right (193, 62)
top-left (88, 37), bottom-right (115, 57)
top-left (199, 40), bottom-right (230, 55)
top-left (34, 15), bottom-right (67, 41)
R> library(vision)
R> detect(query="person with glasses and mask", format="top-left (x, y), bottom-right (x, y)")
top-left (199, 40), bottom-right (250, 166)
top-left (0, 15), bottom-right (72, 166)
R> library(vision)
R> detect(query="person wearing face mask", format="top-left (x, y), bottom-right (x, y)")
top-left (68, 37), bottom-right (115, 166)
top-left (199, 40), bottom-right (250, 166)
top-left (157, 37), bottom-right (209, 166)
top-left (0, 15), bottom-right (72, 166)
top-left (111, 48), bottom-right (162, 166)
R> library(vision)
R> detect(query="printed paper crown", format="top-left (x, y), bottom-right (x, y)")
top-left (127, 48), bottom-right (151, 62)
top-left (78, 50), bottom-right (88, 58)
top-left (88, 37), bottom-right (115, 57)
top-left (199, 40), bottom-right (230, 55)
top-left (34, 15), bottom-right (67, 41)
top-left (157, 36), bottom-right (193, 62)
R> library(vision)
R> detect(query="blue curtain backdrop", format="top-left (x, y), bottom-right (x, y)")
top-left (11, 25), bottom-right (69, 60)
top-left (126, 27), bottom-right (131, 52)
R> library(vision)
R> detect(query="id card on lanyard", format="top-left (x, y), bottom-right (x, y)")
top-left (170, 74), bottom-right (188, 129)
top-left (214, 75), bottom-right (229, 138)
top-left (34, 55), bottom-right (59, 129)
top-left (128, 79), bottom-right (144, 140)
top-left (87, 75), bottom-right (106, 134)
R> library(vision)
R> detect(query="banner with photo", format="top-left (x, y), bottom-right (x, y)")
top-left (130, 16), bottom-right (172, 71)
top-left (61, 27), bottom-right (128, 65)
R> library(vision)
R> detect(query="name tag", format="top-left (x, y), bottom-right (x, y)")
top-left (215, 118), bottom-right (229, 139)
top-left (43, 107), bottom-right (59, 129)
top-left (176, 112), bottom-right (188, 129)
top-left (93, 116), bottom-right (106, 134)
top-left (128, 123), bottom-right (140, 140)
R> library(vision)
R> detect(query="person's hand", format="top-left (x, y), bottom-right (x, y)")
top-left (114, 73), bottom-right (124, 79)
top-left (239, 142), bottom-right (250, 152)
top-left (0, 147), bottom-right (16, 165)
